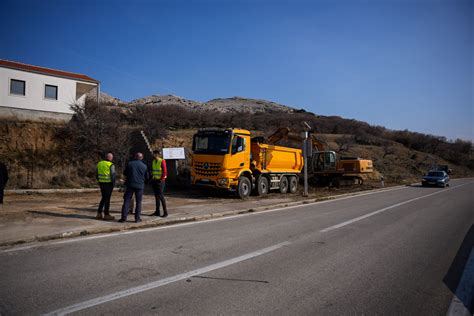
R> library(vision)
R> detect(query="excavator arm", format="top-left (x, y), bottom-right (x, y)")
top-left (267, 127), bottom-right (326, 151)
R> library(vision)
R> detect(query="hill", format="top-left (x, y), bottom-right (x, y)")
top-left (128, 95), bottom-right (298, 114)
top-left (203, 97), bottom-right (296, 113)
top-left (129, 94), bottom-right (202, 110)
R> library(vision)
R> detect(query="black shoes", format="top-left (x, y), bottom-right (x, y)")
top-left (118, 219), bottom-right (125, 223)
top-left (153, 211), bottom-right (168, 217)
top-left (135, 219), bottom-right (142, 223)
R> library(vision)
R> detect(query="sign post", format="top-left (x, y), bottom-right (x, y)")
top-left (302, 131), bottom-right (309, 197)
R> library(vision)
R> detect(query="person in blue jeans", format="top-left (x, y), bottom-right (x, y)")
top-left (118, 152), bottom-right (149, 223)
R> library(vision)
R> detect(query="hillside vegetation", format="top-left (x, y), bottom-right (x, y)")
top-left (0, 96), bottom-right (472, 189)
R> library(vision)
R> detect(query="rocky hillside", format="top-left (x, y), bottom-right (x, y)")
top-left (128, 95), bottom-right (299, 114)
top-left (129, 95), bottom-right (202, 110)
top-left (203, 97), bottom-right (296, 113)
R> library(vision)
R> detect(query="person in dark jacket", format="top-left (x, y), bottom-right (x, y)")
top-left (0, 162), bottom-right (8, 204)
top-left (118, 152), bottom-right (148, 223)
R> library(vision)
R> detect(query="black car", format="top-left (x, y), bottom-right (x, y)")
top-left (421, 170), bottom-right (450, 187)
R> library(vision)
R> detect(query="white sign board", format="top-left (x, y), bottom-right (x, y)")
top-left (162, 147), bottom-right (186, 160)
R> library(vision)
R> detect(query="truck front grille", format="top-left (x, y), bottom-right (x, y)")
top-left (194, 162), bottom-right (221, 176)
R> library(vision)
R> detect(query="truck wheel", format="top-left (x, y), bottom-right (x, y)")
top-left (279, 176), bottom-right (289, 194)
top-left (238, 176), bottom-right (251, 199)
top-left (256, 175), bottom-right (269, 196)
top-left (289, 176), bottom-right (298, 193)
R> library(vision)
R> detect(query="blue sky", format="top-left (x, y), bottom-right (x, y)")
top-left (1, 0), bottom-right (472, 141)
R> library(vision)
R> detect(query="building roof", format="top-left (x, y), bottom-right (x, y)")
top-left (0, 59), bottom-right (99, 84)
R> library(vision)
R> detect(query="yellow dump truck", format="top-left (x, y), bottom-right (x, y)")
top-left (191, 128), bottom-right (303, 198)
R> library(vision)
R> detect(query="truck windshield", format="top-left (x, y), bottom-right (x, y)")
top-left (193, 132), bottom-right (231, 155)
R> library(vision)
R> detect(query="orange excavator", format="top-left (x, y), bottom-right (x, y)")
top-left (265, 127), bottom-right (374, 186)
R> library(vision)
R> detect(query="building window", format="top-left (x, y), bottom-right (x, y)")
top-left (10, 79), bottom-right (26, 96)
top-left (45, 84), bottom-right (58, 100)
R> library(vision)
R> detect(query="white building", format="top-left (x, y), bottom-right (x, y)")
top-left (0, 59), bottom-right (99, 121)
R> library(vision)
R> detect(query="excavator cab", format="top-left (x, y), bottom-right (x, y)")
top-left (311, 151), bottom-right (337, 172)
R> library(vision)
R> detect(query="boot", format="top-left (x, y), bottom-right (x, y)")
top-left (95, 213), bottom-right (103, 220)
top-left (103, 214), bottom-right (115, 220)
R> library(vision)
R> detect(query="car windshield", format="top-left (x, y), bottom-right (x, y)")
top-left (427, 171), bottom-right (444, 177)
top-left (193, 132), bottom-right (231, 155)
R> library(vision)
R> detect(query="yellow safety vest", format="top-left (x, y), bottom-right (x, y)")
top-left (97, 160), bottom-right (113, 183)
top-left (152, 158), bottom-right (163, 180)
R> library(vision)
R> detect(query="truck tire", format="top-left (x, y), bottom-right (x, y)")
top-left (279, 176), bottom-right (289, 194)
top-left (289, 176), bottom-right (298, 193)
top-left (238, 176), bottom-right (251, 199)
top-left (256, 175), bottom-right (269, 196)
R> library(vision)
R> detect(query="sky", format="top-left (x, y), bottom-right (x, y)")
top-left (1, 0), bottom-right (472, 141)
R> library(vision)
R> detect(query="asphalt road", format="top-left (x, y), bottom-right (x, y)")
top-left (1, 179), bottom-right (473, 315)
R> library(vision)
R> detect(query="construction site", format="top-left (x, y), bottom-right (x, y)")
top-left (1, 93), bottom-right (473, 247)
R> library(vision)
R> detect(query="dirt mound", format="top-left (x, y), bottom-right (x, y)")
top-left (0, 120), bottom-right (94, 189)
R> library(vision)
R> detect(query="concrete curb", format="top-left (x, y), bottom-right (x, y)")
top-left (5, 188), bottom-right (101, 195)
top-left (0, 185), bottom-right (408, 249)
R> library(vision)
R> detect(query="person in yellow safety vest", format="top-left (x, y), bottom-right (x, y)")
top-left (151, 150), bottom-right (168, 217)
top-left (96, 152), bottom-right (116, 220)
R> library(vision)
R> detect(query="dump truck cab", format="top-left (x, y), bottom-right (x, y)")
top-left (191, 128), bottom-right (252, 189)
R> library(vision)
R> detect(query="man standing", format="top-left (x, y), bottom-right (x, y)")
top-left (119, 152), bottom-right (148, 223)
top-left (96, 152), bottom-right (116, 220)
top-left (0, 161), bottom-right (8, 204)
top-left (151, 150), bottom-right (168, 217)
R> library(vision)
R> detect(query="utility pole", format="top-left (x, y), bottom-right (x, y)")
top-left (302, 121), bottom-right (312, 197)
top-left (302, 131), bottom-right (309, 197)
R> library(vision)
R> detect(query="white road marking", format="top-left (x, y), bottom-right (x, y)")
top-left (45, 241), bottom-right (291, 315)
top-left (447, 246), bottom-right (474, 316)
top-left (1, 185), bottom-right (409, 254)
top-left (320, 182), bottom-right (472, 233)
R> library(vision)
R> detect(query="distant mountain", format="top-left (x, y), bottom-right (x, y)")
top-left (127, 94), bottom-right (302, 114)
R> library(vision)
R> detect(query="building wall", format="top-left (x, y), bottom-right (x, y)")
top-left (0, 107), bottom-right (72, 122)
top-left (0, 67), bottom-right (94, 115)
